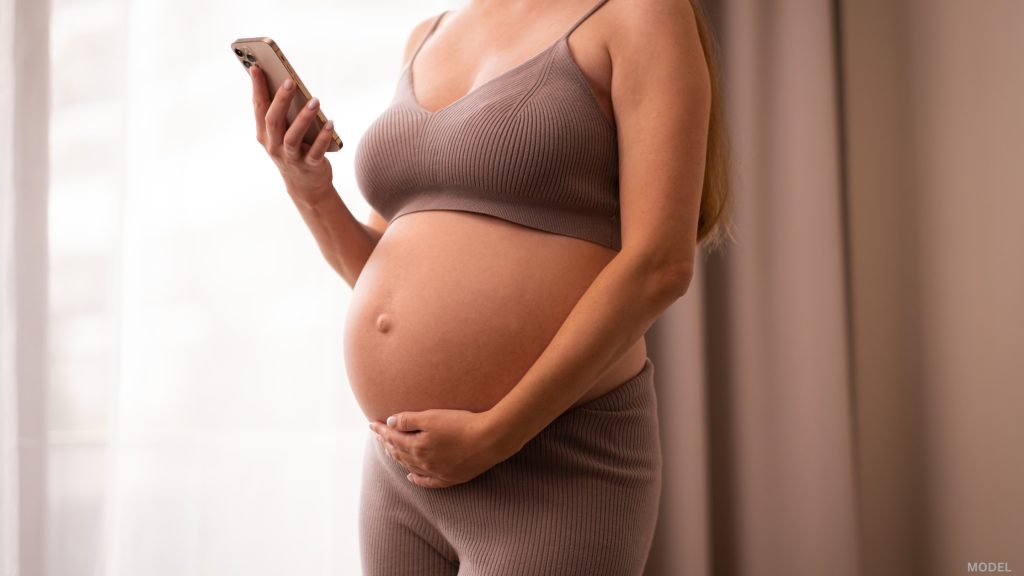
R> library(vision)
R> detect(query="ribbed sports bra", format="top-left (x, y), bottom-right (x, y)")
top-left (354, 0), bottom-right (621, 250)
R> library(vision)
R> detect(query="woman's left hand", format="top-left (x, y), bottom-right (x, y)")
top-left (369, 408), bottom-right (517, 489)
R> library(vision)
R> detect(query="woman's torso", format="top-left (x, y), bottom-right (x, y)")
top-left (345, 1), bottom-right (646, 423)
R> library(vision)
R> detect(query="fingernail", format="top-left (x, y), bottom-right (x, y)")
top-left (283, 78), bottom-right (294, 91)
top-left (407, 473), bottom-right (414, 482)
top-left (323, 119), bottom-right (334, 131)
top-left (306, 97), bottom-right (319, 111)
top-left (387, 416), bottom-right (397, 428)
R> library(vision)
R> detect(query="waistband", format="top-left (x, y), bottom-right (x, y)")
top-left (566, 356), bottom-right (655, 413)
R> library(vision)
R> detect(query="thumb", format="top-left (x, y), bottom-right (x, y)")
top-left (387, 411), bottom-right (426, 432)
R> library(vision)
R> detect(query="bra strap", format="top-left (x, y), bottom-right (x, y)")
top-left (410, 10), bottom-right (451, 64)
top-left (562, 0), bottom-right (614, 39)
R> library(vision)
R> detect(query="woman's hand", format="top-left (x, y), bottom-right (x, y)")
top-left (250, 64), bottom-right (336, 207)
top-left (369, 409), bottom-right (519, 489)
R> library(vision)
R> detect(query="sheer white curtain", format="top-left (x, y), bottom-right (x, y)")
top-left (3, 0), bottom-right (449, 574)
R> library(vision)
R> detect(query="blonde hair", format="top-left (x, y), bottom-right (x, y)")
top-left (689, 0), bottom-right (735, 253)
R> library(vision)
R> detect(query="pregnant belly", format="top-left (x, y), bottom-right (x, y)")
top-left (343, 210), bottom-right (648, 423)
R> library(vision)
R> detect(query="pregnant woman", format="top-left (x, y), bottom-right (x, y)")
top-left (249, 0), bottom-right (730, 573)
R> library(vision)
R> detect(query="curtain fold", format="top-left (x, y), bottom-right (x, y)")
top-left (1, 0), bottom-right (51, 574)
top-left (844, 2), bottom-right (1024, 575)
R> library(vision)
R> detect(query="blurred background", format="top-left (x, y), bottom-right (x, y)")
top-left (2, 0), bottom-right (1021, 575)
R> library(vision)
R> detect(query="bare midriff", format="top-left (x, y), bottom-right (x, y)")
top-left (343, 210), bottom-right (648, 424)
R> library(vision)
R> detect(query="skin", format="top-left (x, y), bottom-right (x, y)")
top-left (252, 0), bottom-right (710, 489)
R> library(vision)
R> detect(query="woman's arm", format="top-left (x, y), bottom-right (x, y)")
top-left (486, 253), bottom-right (690, 452)
top-left (286, 187), bottom-right (384, 289)
top-left (482, 0), bottom-right (709, 454)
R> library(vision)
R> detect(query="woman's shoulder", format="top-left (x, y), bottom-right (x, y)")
top-left (399, 10), bottom-right (454, 72)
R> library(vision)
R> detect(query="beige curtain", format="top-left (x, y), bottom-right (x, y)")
top-left (644, 1), bottom-right (1024, 575)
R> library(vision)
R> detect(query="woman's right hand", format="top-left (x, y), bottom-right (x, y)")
top-left (250, 64), bottom-right (337, 207)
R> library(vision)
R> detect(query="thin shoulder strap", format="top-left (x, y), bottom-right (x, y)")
top-left (562, 0), bottom-right (614, 39)
top-left (410, 10), bottom-right (451, 64)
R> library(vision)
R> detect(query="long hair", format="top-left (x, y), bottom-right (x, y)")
top-left (689, 0), bottom-right (735, 253)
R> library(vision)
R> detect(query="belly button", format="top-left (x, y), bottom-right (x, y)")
top-left (375, 313), bottom-right (393, 333)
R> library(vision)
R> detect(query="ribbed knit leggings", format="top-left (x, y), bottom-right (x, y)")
top-left (358, 357), bottom-right (662, 576)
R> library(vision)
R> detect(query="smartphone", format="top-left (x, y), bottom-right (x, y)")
top-left (231, 37), bottom-right (343, 152)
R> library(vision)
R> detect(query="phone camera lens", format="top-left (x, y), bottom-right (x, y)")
top-left (234, 48), bottom-right (244, 57)
top-left (246, 53), bottom-right (256, 63)
top-left (243, 60), bottom-right (252, 68)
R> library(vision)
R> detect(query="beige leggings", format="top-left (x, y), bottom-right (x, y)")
top-left (358, 357), bottom-right (662, 575)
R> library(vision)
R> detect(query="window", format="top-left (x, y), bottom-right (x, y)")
top-left (46, 1), bottom-right (440, 572)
